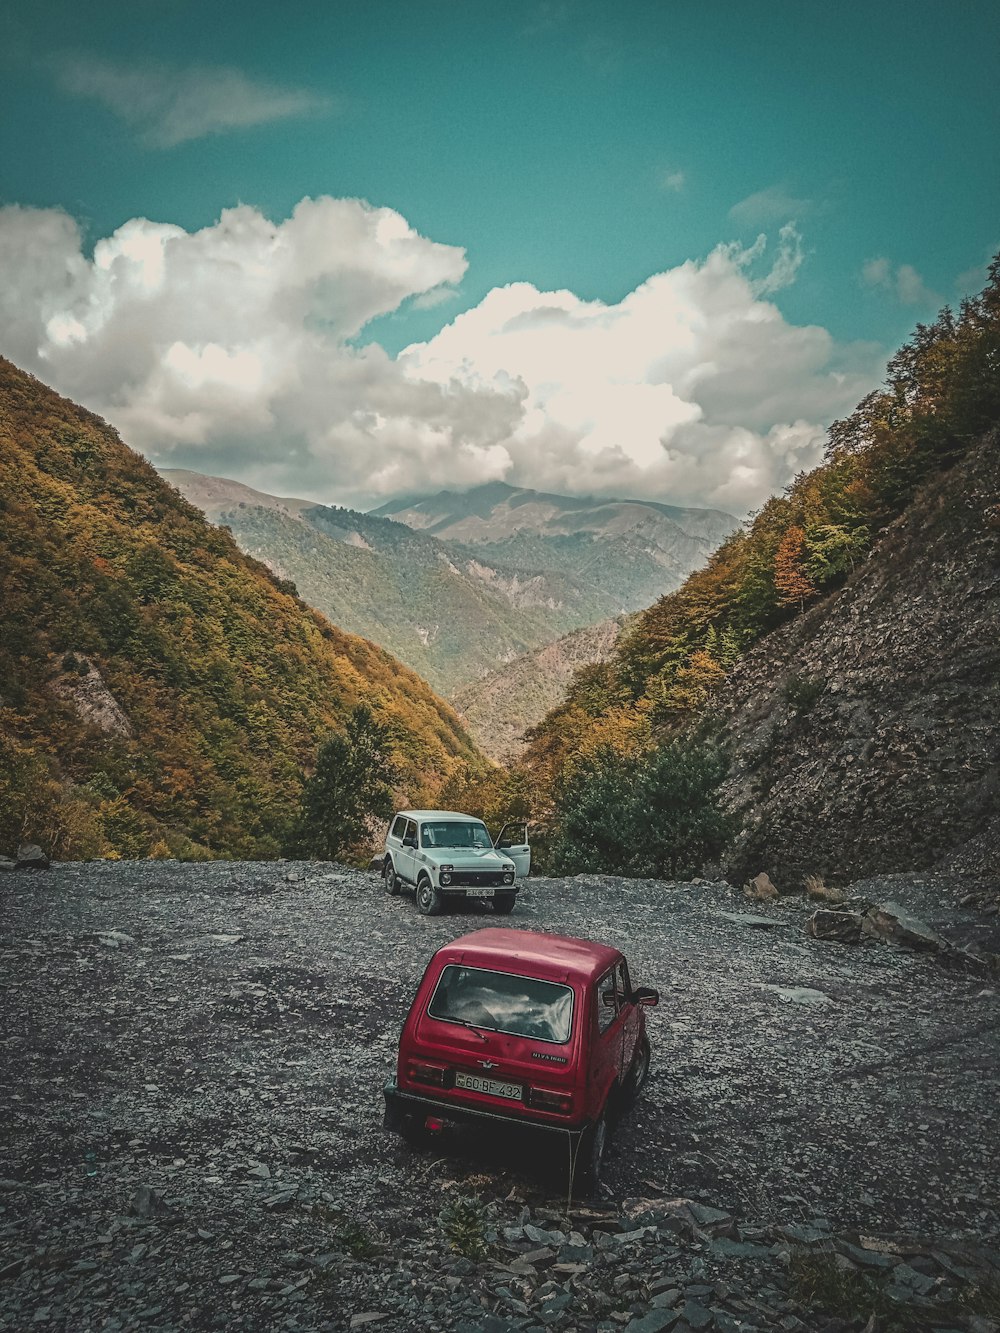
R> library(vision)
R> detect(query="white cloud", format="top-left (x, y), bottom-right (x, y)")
top-left (52, 54), bottom-right (331, 147)
top-left (400, 227), bottom-right (878, 512)
top-left (730, 185), bottom-right (812, 225)
top-left (0, 199), bottom-right (882, 515)
top-left (862, 255), bottom-right (940, 307)
top-left (660, 169), bottom-right (686, 193)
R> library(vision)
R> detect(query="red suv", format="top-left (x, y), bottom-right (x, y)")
top-left (383, 928), bottom-right (659, 1192)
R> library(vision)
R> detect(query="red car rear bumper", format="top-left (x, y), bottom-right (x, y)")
top-left (383, 1078), bottom-right (589, 1141)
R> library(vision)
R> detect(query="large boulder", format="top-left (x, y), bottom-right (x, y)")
top-left (863, 901), bottom-right (946, 951)
top-left (15, 844), bottom-right (50, 870)
top-left (807, 909), bottom-right (866, 943)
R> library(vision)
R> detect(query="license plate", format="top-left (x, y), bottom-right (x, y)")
top-left (455, 1072), bottom-right (522, 1100)
top-left (469, 887), bottom-right (495, 898)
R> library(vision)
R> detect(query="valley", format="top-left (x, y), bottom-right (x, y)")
top-left (164, 471), bottom-right (734, 722)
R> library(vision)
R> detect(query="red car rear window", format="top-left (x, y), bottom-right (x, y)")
top-left (428, 965), bottom-right (574, 1044)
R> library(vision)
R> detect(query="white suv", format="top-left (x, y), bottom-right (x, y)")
top-left (383, 810), bottom-right (530, 916)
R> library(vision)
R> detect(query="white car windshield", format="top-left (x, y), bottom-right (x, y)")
top-left (421, 821), bottom-right (492, 849)
top-left (429, 965), bottom-right (574, 1043)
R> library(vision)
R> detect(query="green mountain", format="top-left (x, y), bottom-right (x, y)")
top-left (162, 469), bottom-right (596, 696)
top-left (452, 617), bottom-right (627, 762)
top-left (374, 481), bottom-right (737, 612)
top-left (165, 472), bottom-right (735, 699)
top-left (0, 360), bottom-right (486, 862)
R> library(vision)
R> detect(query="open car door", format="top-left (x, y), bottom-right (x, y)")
top-left (495, 820), bottom-right (531, 878)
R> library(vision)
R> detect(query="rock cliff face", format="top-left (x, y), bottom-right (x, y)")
top-left (720, 430), bottom-right (1000, 886)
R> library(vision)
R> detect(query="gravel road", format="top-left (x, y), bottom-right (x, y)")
top-left (2, 861), bottom-right (998, 1331)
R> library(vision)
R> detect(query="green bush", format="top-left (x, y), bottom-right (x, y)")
top-left (550, 735), bottom-right (733, 880)
top-left (438, 1194), bottom-right (488, 1261)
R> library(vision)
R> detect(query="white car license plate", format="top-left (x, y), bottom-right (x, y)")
top-left (455, 1072), bottom-right (522, 1100)
top-left (470, 887), bottom-right (495, 898)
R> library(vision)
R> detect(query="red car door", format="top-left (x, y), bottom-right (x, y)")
top-left (589, 966), bottom-right (626, 1119)
top-left (615, 959), bottom-right (640, 1073)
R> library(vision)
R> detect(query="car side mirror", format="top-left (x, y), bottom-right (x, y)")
top-left (632, 987), bottom-right (659, 1007)
top-left (497, 839), bottom-right (510, 848)
top-left (402, 835), bottom-right (417, 848)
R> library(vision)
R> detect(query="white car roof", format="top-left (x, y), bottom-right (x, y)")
top-left (397, 810), bottom-right (482, 820)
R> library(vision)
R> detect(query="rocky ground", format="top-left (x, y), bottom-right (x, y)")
top-left (2, 861), bottom-right (999, 1332)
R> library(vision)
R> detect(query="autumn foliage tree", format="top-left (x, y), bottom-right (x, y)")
top-left (285, 705), bottom-right (397, 862)
top-left (0, 360), bottom-right (486, 860)
top-left (773, 525), bottom-right (816, 609)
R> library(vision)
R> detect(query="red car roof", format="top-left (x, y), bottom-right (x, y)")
top-left (432, 928), bottom-right (621, 983)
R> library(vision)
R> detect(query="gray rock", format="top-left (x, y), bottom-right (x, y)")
top-left (679, 1301), bottom-right (713, 1331)
top-left (765, 985), bottom-right (834, 1007)
top-left (15, 843), bottom-right (49, 870)
top-left (624, 1311), bottom-right (680, 1333)
top-left (0, 856), bottom-right (16, 872)
top-left (807, 909), bottom-right (865, 943)
top-left (719, 911), bottom-right (787, 929)
top-left (687, 1203), bottom-right (735, 1235)
top-left (524, 1224), bottom-right (567, 1247)
top-left (835, 1241), bottom-right (894, 1269)
top-left (888, 1262), bottom-right (936, 1296)
top-left (778, 1222), bottom-right (833, 1245)
top-left (131, 1185), bottom-right (170, 1218)
top-left (864, 902), bottom-right (947, 951)
top-left (95, 930), bottom-right (135, 949)
top-left (521, 1246), bottom-right (557, 1267)
top-left (650, 1289), bottom-right (682, 1308)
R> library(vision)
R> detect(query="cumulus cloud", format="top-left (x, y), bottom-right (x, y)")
top-left (52, 54), bottom-right (331, 147)
top-left (659, 169), bottom-right (686, 193)
top-left (0, 198), bottom-right (881, 514)
top-left (730, 185), bottom-right (812, 225)
top-left (399, 227), bottom-right (878, 512)
top-left (862, 255), bottom-right (940, 307)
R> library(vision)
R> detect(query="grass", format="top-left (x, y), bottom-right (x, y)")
top-left (804, 873), bottom-right (845, 902)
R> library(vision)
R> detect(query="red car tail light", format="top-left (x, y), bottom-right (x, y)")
top-left (408, 1060), bottom-right (448, 1087)
top-left (527, 1086), bottom-right (573, 1114)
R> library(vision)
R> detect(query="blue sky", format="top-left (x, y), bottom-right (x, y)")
top-left (1, 0), bottom-right (997, 511)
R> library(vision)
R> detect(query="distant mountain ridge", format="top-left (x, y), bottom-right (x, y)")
top-left (165, 471), bottom-right (735, 708)
top-left (371, 480), bottom-right (735, 548)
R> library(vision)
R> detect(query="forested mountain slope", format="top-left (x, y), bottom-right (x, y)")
top-left (0, 360), bottom-right (485, 860)
top-left (519, 260), bottom-right (1000, 884)
top-left (453, 617), bottom-right (626, 762)
top-left (375, 481), bottom-right (736, 615)
top-left (716, 426), bottom-right (999, 882)
top-left (167, 472), bottom-right (733, 699)
top-left (165, 471), bottom-right (609, 696)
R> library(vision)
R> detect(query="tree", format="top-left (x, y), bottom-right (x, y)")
top-left (548, 735), bottom-right (733, 881)
top-left (287, 705), bottom-right (396, 861)
top-left (636, 737), bottom-right (732, 879)
top-left (773, 525), bottom-right (817, 610)
top-left (549, 746), bottom-right (639, 876)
